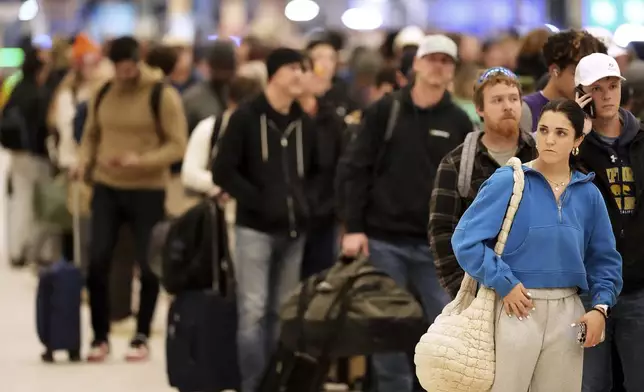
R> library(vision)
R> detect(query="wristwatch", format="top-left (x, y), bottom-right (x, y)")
top-left (594, 304), bottom-right (610, 318)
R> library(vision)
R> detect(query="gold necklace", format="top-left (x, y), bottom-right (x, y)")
top-left (544, 174), bottom-right (570, 192)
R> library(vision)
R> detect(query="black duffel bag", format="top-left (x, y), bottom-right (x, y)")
top-left (280, 254), bottom-right (427, 358)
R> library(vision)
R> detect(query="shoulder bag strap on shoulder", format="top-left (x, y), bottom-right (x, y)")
top-left (520, 100), bottom-right (533, 134)
top-left (85, 81), bottom-right (112, 183)
top-left (384, 92), bottom-right (401, 142)
top-left (457, 130), bottom-right (482, 198)
top-left (94, 82), bottom-right (112, 114)
top-left (493, 157), bottom-right (525, 256)
top-left (150, 82), bottom-right (165, 141)
top-left (210, 116), bottom-right (224, 161)
top-left (374, 92), bottom-right (402, 171)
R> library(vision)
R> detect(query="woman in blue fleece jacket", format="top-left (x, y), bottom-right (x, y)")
top-left (452, 98), bottom-right (623, 391)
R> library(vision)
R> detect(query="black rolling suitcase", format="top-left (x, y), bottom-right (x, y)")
top-left (36, 260), bottom-right (83, 362)
top-left (35, 184), bottom-right (83, 363)
top-left (166, 290), bottom-right (239, 391)
top-left (165, 201), bottom-right (240, 392)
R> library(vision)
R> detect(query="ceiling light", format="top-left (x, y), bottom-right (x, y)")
top-left (284, 0), bottom-right (320, 22)
top-left (341, 7), bottom-right (383, 31)
top-left (18, 0), bottom-right (39, 21)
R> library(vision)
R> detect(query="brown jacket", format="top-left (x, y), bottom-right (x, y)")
top-left (79, 63), bottom-right (187, 189)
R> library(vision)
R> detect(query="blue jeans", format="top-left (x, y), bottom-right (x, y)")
top-left (582, 288), bottom-right (644, 392)
top-left (234, 226), bottom-right (306, 392)
top-left (368, 237), bottom-right (451, 392)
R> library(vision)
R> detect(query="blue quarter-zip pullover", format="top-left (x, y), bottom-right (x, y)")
top-left (452, 165), bottom-right (623, 307)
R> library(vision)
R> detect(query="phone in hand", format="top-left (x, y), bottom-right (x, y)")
top-left (574, 322), bottom-right (587, 345)
top-left (576, 85), bottom-right (596, 118)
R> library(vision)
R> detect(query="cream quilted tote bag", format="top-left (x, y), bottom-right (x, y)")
top-left (414, 157), bottom-right (525, 392)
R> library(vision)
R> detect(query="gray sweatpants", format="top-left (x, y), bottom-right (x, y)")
top-left (491, 287), bottom-right (585, 392)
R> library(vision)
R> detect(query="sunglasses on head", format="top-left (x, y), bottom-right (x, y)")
top-left (478, 67), bottom-right (518, 83)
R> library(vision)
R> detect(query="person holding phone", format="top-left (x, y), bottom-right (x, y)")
top-left (575, 53), bottom-right (644, 392)
top-left (520, 30), bottom-right (607, 133)
top-left (451, 98), bottom-right (623, 391)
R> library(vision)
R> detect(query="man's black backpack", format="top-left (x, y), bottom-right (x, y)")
top-left (73, 81), bottom-right (164, 143)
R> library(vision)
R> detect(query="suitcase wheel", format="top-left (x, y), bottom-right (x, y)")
top-left (41, 348), bottom-right (82, 363)
top-left (69, 349), bottom-right (81, 362)
top-left (41, 350), bottom-right (54, 363)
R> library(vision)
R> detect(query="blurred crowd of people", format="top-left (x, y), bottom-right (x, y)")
top-left (1, 22), bottom-right (643, 392)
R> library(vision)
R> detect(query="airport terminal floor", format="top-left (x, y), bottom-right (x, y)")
top-left (0, 149), bottom-right (174, 392)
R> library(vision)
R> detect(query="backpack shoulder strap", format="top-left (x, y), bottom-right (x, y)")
top-left (94, 81), bottom-right (112, 115)
top-left (150, 81), bottom-right (163, 120)
top-left (210, 116), bottom-right (224, 160)
top-left (374, 91), bottom-right (402, 170)
top-left (520, 100), bottom-right (533, 134)
top-left (87, 81), bottom-right (112, 180)
top-left (457, 130), bottom-right (483, 198)
top-left (384, 91), bottom-right (402, 142)
top-left (150, 81), bottom-right (164, 140)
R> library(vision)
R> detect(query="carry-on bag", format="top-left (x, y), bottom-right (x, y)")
top-left (166, 200), bottom-right (240, 391)
top-left (280, 254), bottom-right (427, 358)
top-left (257, 344), bottom-right (330, 392)
top-left (36, 183), bottom-right (83, 363)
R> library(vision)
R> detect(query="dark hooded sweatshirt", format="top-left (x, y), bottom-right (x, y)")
top-left (212, 93), bottom-right (321, 238)
top-left (579, 108), bottom-right (644, 294)
top-left (341, 85), bottom-right (473, 240)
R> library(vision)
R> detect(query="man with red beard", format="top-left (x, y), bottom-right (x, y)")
top-left (429, 67), bottom-right (538, 298)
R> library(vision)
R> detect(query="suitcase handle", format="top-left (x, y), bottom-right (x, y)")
top-left (71, 180), bottom-right (81, 267)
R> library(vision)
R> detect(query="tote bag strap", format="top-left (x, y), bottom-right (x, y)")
top-left (450, 157), bottom-right (525, 310)
top-left (493, 157), bottom-right (525, 256)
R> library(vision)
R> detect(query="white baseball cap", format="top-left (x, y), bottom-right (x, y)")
top-left (574, 52), bottom-right (626, 86)
top-left (395, 26), bottom-right (425, 49)
top-left (416, 34), bottom-right (458, 60)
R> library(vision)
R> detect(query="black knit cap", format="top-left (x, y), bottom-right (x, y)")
top-left (265, 47), bottom-right (304, 80)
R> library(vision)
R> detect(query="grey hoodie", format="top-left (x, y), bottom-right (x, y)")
top-left (589, 108), bottom-right (640, 161)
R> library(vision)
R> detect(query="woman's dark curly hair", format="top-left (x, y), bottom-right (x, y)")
top-left (542, 30), bottom-right (607, 70)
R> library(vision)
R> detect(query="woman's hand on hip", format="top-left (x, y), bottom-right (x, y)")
top-left (577, 311), bottom-right (606, 348)
top-left (502, 283), bottom-right (534, 320)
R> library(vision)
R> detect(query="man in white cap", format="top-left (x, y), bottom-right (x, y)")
top-left (575, 52), bottom-right (644, 392)
top-left (338, 34), bottom-right (473, 392)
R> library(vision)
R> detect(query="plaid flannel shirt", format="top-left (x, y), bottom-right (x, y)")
top-left (428, 131), bottom-right (536, 298)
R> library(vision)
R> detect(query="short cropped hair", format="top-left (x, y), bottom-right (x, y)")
top-left (108, 36), bottom-right (140, 63)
